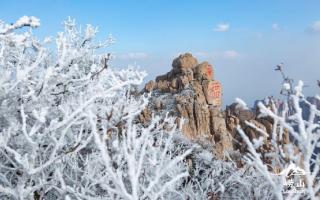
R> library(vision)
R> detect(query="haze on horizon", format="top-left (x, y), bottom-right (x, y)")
top-left (1, 0), bottom-right (320, 105)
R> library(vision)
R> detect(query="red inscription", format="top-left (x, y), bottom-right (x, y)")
top-left (207, 65), bottom-right (212, 78)
top-left (207, 80), bottom-right (221, 106)
top-left (208, 82), bottom-right (221, 98)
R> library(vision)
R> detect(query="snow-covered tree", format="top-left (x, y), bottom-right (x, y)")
top-left (0, 16), bottom-right (192, 200)
top-left (180, 147), bottom-right (275, 200)
top-left (236, 81), bottom-right (320, 199)
top-left (4, 15), bottom-right (317, 200)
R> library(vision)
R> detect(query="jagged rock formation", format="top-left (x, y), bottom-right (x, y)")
top-left (225, 100), bottom-right (291, 169)
top-left (140, 53), bottom-right (232, 158)
top-left (140, 53), bottom-right (291, 161)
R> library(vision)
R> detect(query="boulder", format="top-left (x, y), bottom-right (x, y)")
top-left (145, 80), bottom-right (155, 92)
top-left (194, 61), bottom-right (214, 81)
top-left (172, 53), bottom-right (198, 73)
top-left (156, 80), bottom-right (170, 92)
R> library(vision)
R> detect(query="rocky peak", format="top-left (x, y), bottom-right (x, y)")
top-left (140, 53), bottom-right (291, 164)
top-left (172, 52), bottom-right (198, 73)
top-left (140, 53), bottom-right (292, 162)
top-left (141, 53), bottom-right (232, 158)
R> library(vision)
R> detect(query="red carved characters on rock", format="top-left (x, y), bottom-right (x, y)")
top-left (208, 80), bottom-right (222, 106)
top-left (207, 64), bottom-right (213, 79)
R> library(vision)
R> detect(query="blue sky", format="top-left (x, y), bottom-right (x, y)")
top-left (1, 1), bottom-right (320, 105)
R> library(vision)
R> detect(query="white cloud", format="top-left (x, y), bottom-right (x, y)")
top-left (194, 50), bottom-right (240, 60)
top-left (118, 52), bottom-right (148, 60)
top-left (222, 50), bottom-right (239, 59)
top-left (272, 23), bottom-right (280, 31)
top-left (213, 23), bottom-right (230, 32)
top-left (306, 20), bottom-right (320, 34)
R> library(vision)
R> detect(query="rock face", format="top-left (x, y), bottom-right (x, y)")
top-left (141, 53), bottom-right (289, 161)
top-left (141, 53), bottom-right (232, 158)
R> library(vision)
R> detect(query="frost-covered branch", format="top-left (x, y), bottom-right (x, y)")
top-left (236, 81), bottom-right (320, 199)
top-left (0, 16), bottom-right (197, 200)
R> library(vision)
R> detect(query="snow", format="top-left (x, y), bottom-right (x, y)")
top-left (84, 24), bottom-right (97, 39)
top-left (0, 16), bottom-right (40, 35)
top-left (282, 82), bottom-right (291, 91)
top-left (32, 107), bottom-right (48, 123)
top-left (16, 16), bottom-right (30, 26)
top-left (235, 97), bottom-right (249, 110)
top-left (43, 36), bottom-right (52, 44)
top-left (294, 80), bottom-right (304, 96)
top-left (218, 182), bottom-right (225, 193)
top-left (16, 16), bottom-right (40, 28)
top-left (252, 136), bottom-right (264, 149)
top-left (112, 139), bottom-right (119, 148)
top-left (29, 16), bottom-right (40, 27)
